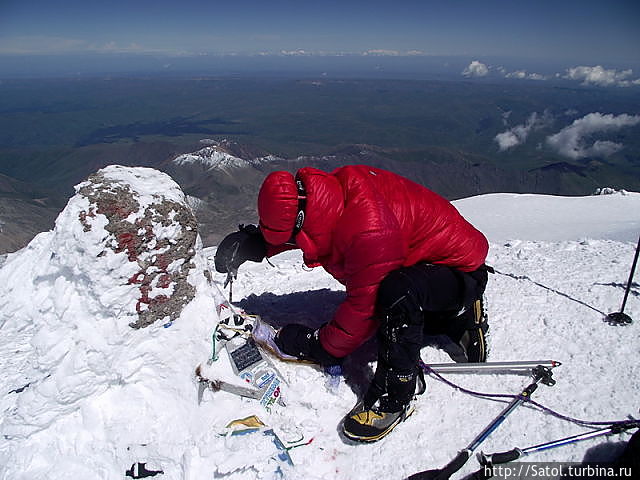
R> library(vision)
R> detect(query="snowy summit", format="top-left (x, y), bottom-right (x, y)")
top-left (172, 140), bottom-right (281, 172)
top-left (1, 166), bottom-right (639, 479)
top-left (173, 146), bottom-right (248, 171)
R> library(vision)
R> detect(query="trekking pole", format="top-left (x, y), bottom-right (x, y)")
top-left (478, 421), bottom-right (639, 466)
top-left (426, 360), bottom-right (561, 375)
top-left (605, 233), bottom-right (640, 325)
top-left (407, 365), bottom-right (555, 480)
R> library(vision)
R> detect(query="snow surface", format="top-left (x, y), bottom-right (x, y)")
top-left (1, 176), bottom-right (639, 479)
top-left (455, 191), bottom-right (640, 243)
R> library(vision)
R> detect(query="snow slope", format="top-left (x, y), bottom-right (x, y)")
top-left (455, 191), bottom-right (639, 242)
top-left (1, 178), bottom-right (639, 480)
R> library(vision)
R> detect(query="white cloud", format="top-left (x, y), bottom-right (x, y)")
top-left (0, 35), bottom-right (192, 56)
top-left (506, 70), bottom-right (527, 79)
top-left (0, 35), bottom-right (88, 54)
top-left (462, 60), bottom-right (489, 77)
top-left (280, 49), bottom-right (310, 56)
top-left (0, 35), bottom-right (191, 56)
top-left (564, 65), bottom-right (639, 87)
top-left (588, 140), bottom-right (625, 157)
top-left (495, 111), bottom-right (552, 151)
top-left (504, 69), bottom-right (547, 81)
top-left (363, 49), bottom-right (401, 56)
top-left (92, 41), bottom-right (153, 54)
top-left (546, 112), bottom-right (640, 159)
top-left (527, 73), bottom-right (547, 81)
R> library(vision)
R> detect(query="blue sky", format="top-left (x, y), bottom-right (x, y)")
top-left (0, 0), bottom-right (638, 64)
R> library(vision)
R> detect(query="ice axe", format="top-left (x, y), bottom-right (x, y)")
top-left (406, 365), bottom-right (555, 480)
top-left (605, 233), bottom-right (639, 326)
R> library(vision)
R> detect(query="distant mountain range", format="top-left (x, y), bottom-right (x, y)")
top-left (0, 137), bottom-right (633, 254)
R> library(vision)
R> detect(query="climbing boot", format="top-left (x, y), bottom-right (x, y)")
top-left (342, 398), bottom-right (415, 443)
top-left (342, 368), bottom-right (425, 442)
top-left (447, 297), bottom-right (489, 363)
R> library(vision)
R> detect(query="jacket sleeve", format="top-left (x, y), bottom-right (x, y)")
top-left (319, 227), bottom-right (406, 358)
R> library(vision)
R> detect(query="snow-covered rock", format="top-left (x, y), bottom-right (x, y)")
top-left (76, 166), bottom-right (199, 328)
top-left (0, 166), bottom-right (222, 479)
top-left (593, 187), bottom-right (628, 196)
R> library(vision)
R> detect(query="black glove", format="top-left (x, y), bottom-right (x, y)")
top-left (214, 224), bottom-right (267, 274)
top-left (274, 324), bottom-right (341, 366)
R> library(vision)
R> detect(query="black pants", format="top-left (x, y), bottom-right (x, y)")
top-left (365, 263), bottom-right (488, 408)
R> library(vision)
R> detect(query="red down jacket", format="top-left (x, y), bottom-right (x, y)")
top-left (258, 165), bottom-right (488, 358)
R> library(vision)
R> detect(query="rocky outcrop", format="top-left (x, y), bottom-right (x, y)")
top-left (76, 166), bottom-right (198, 328)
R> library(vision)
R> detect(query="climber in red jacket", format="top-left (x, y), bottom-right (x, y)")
top-left (215, 165), bottom-right (490, 442)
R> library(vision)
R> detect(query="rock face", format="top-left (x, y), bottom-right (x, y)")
top-left (76, 166), bottom-right (198, 328)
